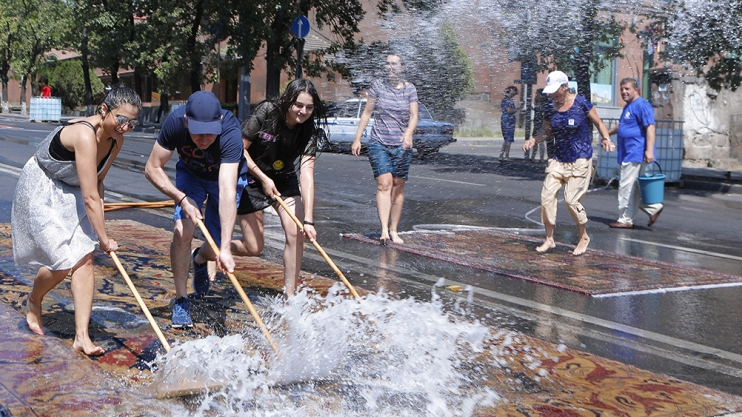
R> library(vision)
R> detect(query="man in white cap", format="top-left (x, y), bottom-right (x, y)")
top-left (144, 91), bottom-right (247, 327)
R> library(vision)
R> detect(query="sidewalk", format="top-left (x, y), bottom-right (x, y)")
top-left (452, 136), bottom-right (742, 195)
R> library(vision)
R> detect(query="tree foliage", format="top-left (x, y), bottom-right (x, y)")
top-left (47, 58), bottom-right (104, 110)
top-left (479, 0), bottom-right (624, 100)
top-left (0, 0), bottom-right (70, 106)
top-left (661, 0), bottom-right (742, 91)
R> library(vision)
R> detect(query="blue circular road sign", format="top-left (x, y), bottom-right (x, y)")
top-left (291, 16), bottom-right (310, 39)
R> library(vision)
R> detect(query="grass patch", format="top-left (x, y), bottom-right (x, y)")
top-left (455, 126), bottom-right (497, 137)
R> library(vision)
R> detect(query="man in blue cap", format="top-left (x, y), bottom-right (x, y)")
top-left (145, 91), bottom-right (247, 327)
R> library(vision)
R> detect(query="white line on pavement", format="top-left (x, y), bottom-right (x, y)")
top-left (0, 164), bottom-right (21, 176)
top-left (619, 237), bottom-right (742, 262)
top-left (409, 175), bottom-right (486, 186)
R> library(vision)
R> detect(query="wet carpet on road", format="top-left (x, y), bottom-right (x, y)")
top-left (0, 220), bottom-right (741, 416)
top-left (342, 229), bottom-right (742, 296)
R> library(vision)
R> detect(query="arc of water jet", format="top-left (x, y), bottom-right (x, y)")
top-left (110, 251), bottom-right (171, 353)
top-left (273, 195), bottom-right (360, 299)
top-left (195, 218), bottom-right (279, 353)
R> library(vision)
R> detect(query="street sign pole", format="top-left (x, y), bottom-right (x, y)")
top-left (296, 38), bottom-right (305, 79)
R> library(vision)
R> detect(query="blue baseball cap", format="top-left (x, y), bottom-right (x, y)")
top-left (185, 91), bottom-right (222, 135)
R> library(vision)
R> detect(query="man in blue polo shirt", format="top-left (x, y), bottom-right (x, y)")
top-left (145, 91), bottom-right (247, 327)
top-left (607, 78), bottom-right (663, 229)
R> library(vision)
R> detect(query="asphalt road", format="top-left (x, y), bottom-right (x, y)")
top-left (2, 115), bottom-right (742, 395)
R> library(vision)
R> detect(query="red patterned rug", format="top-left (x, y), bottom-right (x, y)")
top-left (342, 228), bottom-right (742, 296)
top-left (2, 221), bottom-right (742, 416)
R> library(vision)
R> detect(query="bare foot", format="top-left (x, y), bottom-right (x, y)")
top-left (536, 240), bottom-right (556, 253)
top-left (26, 296), bottom-right (44, 335)
top-left (389, 231), bottom-right (404, 244)
top-left (73, 338), bottom-right (105, 357)
top-left (572, 236), bottom-right (591, 256)
top-left (380, 232), bottom-right (390, 245)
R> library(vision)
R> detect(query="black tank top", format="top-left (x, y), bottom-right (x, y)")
top-left (48, 121), bottom-right (116, 172)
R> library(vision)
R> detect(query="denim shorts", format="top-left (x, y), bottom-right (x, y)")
top-left (174, 160), bottom-right (247, 247)
top-left (367, 139), bottom-right (412, 180)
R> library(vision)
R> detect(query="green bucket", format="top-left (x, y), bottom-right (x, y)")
top-left (637, 162), bottom-right (666, 204)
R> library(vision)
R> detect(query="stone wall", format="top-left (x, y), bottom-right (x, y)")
top-left (672, 77), bottom-right (742, 170)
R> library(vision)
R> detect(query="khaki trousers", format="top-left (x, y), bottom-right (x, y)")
top-left (540, 158), bottom-right (593, 226)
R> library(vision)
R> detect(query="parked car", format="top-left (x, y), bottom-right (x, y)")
top-left (323, 99), bottom-right (456, 157)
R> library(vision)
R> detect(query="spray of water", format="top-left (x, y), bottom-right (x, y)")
top-left (144, 282), bottom-right (564, 416)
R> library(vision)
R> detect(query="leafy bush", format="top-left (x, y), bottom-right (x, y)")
top-left (47, 60), bottom-right (104, 110)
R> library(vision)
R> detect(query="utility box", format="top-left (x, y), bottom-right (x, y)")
top-left (30, 97), bottom-right (62, 122)
top-left (596, 119), bottom-right (684, 183)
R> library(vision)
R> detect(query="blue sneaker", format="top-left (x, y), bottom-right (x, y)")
top-left (171, 297), bottom-right (193, 328)
top-left (191, 247), bottom-right (210, 296)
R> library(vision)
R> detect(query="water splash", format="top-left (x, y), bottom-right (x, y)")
top-left (146, 283), bottom-right (557, 416)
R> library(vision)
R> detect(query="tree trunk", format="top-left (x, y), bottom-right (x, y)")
top-left (134, 68), bottom-right (142, 98)
top-left (574, 0), bottom-right (597, 102)
top-left (265, 39), bottom-right (282, 99)
top-left (265, 10), bottom-right (292, 100)
top-left (81, 27), bottom-right (94, 115)
top-left (111, 62), bottom-right (120, 85)
top-left (188, 0), bottom-right (205, 93)
top-left (20, 75), bottom-right (27, 115)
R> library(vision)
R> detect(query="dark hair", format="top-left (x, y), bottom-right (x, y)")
top-left (258, 79), bottom-right (327, 163)
top-left (505, 85), bottom-right (518, 95)
top-left (99, 85), bottom-right (142, 113)
top-left (620, 77), bottom-right (640, 90)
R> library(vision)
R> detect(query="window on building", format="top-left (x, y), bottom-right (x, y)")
top-left (591, 44), bottom-right (616, 106)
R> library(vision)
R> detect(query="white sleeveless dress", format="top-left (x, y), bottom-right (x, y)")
top-left (11, 124), bottom-right (114, 270)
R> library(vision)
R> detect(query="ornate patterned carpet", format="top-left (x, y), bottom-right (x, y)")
top-left (0, 220), bottom-right (741, 416)
top-left (342, 229), bottom-right (742, 296)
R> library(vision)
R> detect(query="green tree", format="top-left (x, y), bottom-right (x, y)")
top-left (12, 0), bottom-right (70, 109)
top-left (0, 0), bottom-right (23, 105)
top-left (47, 59), bottom-right (104, 110)
top-left (661, 0), bottom-right (742, 91)
top-left (486, 0), bottom-right (624, 100)
top-left (132, 0), bottom-right (223, 98)
top-left (406, 23), bottom-right (474, 119)
top-left (226, 0), bottom-right (437, 99)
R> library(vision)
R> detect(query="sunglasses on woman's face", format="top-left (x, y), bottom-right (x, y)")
top-left (114, 114), bottom-right (139, 129)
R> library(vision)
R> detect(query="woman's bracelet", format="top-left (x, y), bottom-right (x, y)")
top-left (303, 220), bottom-right (314, 226)
top-left (177, 194), bottom-right (187, 206)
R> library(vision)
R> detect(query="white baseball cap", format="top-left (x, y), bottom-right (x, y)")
top-left (543, 71), bottom-right (569, 94)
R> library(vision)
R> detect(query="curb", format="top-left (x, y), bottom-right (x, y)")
top-left (681, 179), bottom-right (742, 195)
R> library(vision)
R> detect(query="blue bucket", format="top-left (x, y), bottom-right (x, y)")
top-left (637, 162), bottom-right (666, 204)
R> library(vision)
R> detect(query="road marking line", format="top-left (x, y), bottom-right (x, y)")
top-left (619, 237), bottom-right (742, 262)
top-left (409, 175), bottom-right (486, 186)
top-left (0, 164), bottom-right (21, 176)
top-left (593, 281), bottom-right (742, 298)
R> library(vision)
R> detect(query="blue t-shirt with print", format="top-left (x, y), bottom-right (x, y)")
top-left (157, 106), bottom-right (246, 181)
top-left (545, 95), bottom-right (594, 163)
top-left (617, 96), bottom-right (655, 164)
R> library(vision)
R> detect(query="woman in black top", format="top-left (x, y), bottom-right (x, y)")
top-left (235, 79), bottom-right (326, 297)
top-left (12, 86), bottom-right (141, 355)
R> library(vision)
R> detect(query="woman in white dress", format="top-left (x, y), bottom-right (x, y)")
top-left (12, 86), bottom-right (141, 356)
